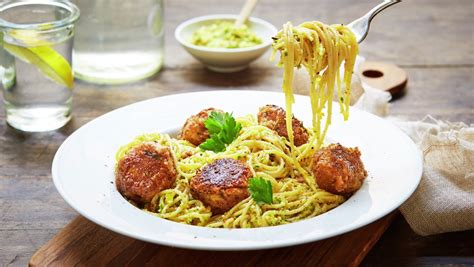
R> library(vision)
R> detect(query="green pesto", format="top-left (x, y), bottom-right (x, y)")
top-left (190, 21), bottom-right (262, 48)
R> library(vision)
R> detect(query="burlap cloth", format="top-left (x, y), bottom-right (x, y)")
top-left (293, 59), bottom-right (474, 236)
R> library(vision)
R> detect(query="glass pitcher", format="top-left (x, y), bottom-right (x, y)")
top-left (71, 0), bottom-right (164, 84)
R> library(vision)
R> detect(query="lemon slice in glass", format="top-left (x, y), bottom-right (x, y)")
top-left (3, 43), bottom-right (74, 89)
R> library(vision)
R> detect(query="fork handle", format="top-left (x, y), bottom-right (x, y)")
top-left (348, 0), bottom-right (401, 43)
top-left (365, 0), bottom-right (401, 23)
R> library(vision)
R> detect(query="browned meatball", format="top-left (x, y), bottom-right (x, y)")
top-left (179, 108), bottom-right (222, 146)
top-left (257, 104), bottom-right (309, 146)
top-left (190, 158), bottom-right (252, 214)
top-left (116, 142), bottom-right (177, 205)
top-left (311, 143), bottom-right (367, 195)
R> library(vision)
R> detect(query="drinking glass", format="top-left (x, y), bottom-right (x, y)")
top-left (72, 0), bottom-right (164, 84)
top-left (0, 0), bottom-right (79, 132)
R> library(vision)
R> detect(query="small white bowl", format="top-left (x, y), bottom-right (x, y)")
top-left (175, 14), bottom-right (278, 73)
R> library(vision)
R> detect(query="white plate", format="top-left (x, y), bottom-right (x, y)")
top-left (52, 90), bottom-right (422, 250)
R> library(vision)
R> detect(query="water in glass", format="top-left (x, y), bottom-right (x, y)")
top-left (0, 1), bottom-right (79, 132)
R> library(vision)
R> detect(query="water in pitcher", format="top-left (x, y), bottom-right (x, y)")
top-left (72, 0), bottom-right (164, 84)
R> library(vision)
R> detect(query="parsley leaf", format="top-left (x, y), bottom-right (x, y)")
top-left (204, 112), bottom-right (225, 134)
top-left (199, 134), bottom-right (226, 152)
top-left (248, 177), bottom-right (273, 204)
top-left (199, 111), bottom-right (241, 152)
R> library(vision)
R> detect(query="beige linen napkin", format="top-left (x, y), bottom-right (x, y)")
top-left (394, 116), bottom-right (474, 235)
top-left (354, 80), bottom-right (474, 236)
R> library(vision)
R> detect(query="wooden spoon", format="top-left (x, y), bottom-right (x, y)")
top-left (235, 0), bottom-right (259, 27)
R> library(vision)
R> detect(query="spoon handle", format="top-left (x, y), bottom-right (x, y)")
top-left (235, 0), bottom-right (259, 27)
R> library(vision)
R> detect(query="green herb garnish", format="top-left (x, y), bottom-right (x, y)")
top-left (248, 177), bottom-right (273, 205)
top-left (199, 134), bottom-right (226, 152)
top-left (199, 111), bottom-right (242, 152)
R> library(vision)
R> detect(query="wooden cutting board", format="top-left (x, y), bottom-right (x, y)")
top-left (29, 212), bottom-right (397, 266)
top-left (29, 63), bottom-right (406, 266)
top-left (29, 62), bottom-right (407, 266)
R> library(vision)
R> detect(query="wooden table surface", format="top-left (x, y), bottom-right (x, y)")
top-left (1, 0), bottom-right (473, 266)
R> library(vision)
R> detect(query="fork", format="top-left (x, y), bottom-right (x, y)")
top-left (347, 0), bottom-right (401, 43)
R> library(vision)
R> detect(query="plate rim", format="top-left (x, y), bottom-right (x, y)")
top-left (52, 89), bottom-right (423, 250)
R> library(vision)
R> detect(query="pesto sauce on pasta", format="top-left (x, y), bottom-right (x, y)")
top-left (116, 115), bottom-right (344, 228)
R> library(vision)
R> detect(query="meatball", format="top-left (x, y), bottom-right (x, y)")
top-left (116, 142), bottom-right (177, 205)
top-left (311, 143), bottom-right (367, 195)
top-left (179, 108), bottom-right (221, 146)
top-left (190, 158), bottom-right (252, 214)
top-left (257, 104), bottom-right (309, 146)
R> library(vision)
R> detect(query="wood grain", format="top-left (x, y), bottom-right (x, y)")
top-left (29, 213), bottom-right (398, 267)
top-left (363, 215), bottom-right (474, 266)
top-left (1, 0), bottom-right (473, 266)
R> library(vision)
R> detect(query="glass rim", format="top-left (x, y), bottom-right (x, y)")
top-left (0, 0), bottom-right (80, 31)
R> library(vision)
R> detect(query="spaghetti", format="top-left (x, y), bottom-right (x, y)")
top-left (272, 21), bottom-right (358, 149)
top-left (116, 115), bottom-right (344, 228)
